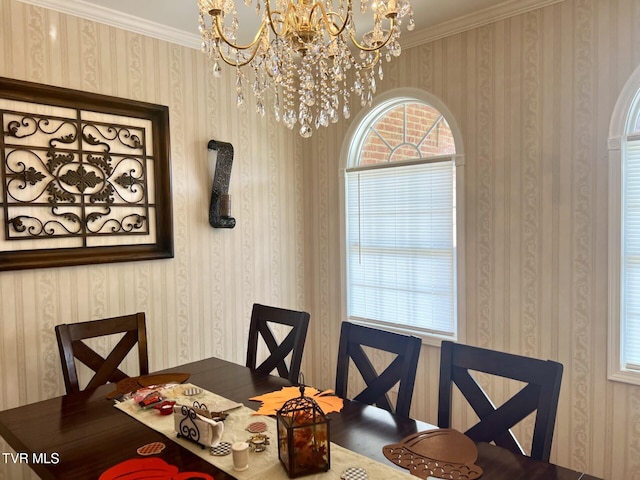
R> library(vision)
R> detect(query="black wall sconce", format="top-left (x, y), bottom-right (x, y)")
top-left (208, 139), bottom-right (236, 229)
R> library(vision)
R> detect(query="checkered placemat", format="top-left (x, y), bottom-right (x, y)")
top-left (136, 441), bottom-right (166, 456)
top-left (210, 441), bottom-right (232, 456)
top-left (341, 467), bottom-right (368, 480)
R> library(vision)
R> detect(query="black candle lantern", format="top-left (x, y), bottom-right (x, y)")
top-left (276, 385), bottom-right (331, 478)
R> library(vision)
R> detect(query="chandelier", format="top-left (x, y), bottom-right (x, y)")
top-left (198, 0), bottom-right (414, 138)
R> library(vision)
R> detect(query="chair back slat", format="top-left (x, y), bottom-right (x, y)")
top-left (438, 340), bottom-right (563, 462)
top-left (55, 312), bottom-right (148, 394)
top-left (335, 322), bottom-right (421, 417)
top-left (246, 304), bottom-right (310, 383)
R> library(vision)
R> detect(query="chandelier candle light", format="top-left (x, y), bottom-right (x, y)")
top-left (198, 0), bottom-right (414, 137)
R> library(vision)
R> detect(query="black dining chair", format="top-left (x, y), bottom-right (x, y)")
top-left (437, 340), bottom-right (563, 462)
top-left (55, 312), bottom-right (149, 394)
top-left (246, 303), bottom-right (310, 383)
top-left (335, 321), bottom-right (422, 417)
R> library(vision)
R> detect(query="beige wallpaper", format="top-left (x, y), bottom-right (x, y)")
top-left (1, 0), bottom-right (640, 479)
top-left (301, 1), bottom-right (640, 479)
top-left (0, 0), bottom-right (305, 477)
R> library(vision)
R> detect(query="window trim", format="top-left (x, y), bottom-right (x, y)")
top-left (339, 88), bottom-right (466, 346)
top-left (608, 63), bottom-right (640, 385)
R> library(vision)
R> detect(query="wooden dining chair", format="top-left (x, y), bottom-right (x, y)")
top-left (335, 321), bottom-right (422, 417)
top-left (55, 312), bottom-right (149, 394)
top-left (437, 340), bottom-right (564, 462)
top-left (246, 303), bottom-right (310, 383)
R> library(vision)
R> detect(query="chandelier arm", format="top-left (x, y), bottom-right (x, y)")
top-left (308, 4), bottom-right (351, 37)
top-left (213, 12), bottom-right (267, 51)
top-left (348, 17), bottom-right (396, 52)
top-left (263, 1), bottom-right (351, 40)
top-left (216, 41), bottom-right (262, 68)
top-left (324, 11), bottom-right (350, 37)
top-left (264, 0), bottom-right (291, 37)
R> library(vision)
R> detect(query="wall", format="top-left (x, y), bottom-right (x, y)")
top-left (301, 1), bottom-right (640, 479)
top-left (0, 0), bottom-right (305, 477)
top-left (2, 0), bottom-right (640, 479)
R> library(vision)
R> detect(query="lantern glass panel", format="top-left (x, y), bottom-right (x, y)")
top-left (277, 390), bottom-right (331, 478)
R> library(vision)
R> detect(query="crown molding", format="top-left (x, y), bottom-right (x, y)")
top-left (18, 0), bottom-right (564, 51)
top-left (16, 0), bottom-right (201, 49)
top-left (401, 0), bottom-right (566, 49)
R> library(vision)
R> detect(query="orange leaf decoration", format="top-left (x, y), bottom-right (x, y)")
top-left (249, 386), bottom-right (344, 416)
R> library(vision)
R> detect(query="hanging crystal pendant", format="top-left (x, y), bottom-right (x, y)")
top-left (300, 123), bottom-right (312, 138)
top-left (390, 41), bottom-right (402, 57)
top-left (285, 109), bottom-right (297, 129)
top-left (198, 0), bottom-right (415, 137)
top-left (274, 92), bottom-right (281, 122)
top-left (304, 91), bottom-right (316, 107)
top-left (321, 110), bottom-right (329, 128)
top-left (330, 108), bottom-right (339, 124)
top-left (213, 61), bottom-right (222, 78)
top-left (354, 79), bottom-right (363, 95)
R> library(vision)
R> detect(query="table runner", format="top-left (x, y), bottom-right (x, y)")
top-left (115, 383), bottom-right (415, 480)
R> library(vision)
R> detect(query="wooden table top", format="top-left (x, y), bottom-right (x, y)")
top-left (0, 357), bottom-right (601, 480)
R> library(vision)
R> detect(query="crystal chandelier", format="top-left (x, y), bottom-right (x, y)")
top-left (198, 0), bottom-right (414, 138)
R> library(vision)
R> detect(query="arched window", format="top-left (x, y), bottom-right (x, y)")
top-left (609, 64), bottom-right (640, 385)
top-left (342, 90), bottom-right (464, 343)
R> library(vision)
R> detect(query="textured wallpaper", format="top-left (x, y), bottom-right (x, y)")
top-left (1, 0), bottom-right (640, 479)
top-left (301, 1), bottom-right (640, 479)
top-left (0, 0), bottom-right (305, 478)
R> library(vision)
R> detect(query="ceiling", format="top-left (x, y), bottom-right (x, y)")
top-left (18, 0), bottom-right (561, 50)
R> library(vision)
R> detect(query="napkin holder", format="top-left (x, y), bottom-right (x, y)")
top-left (174, 404), bottom-right (224, 448)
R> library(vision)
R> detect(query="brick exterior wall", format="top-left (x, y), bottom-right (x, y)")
top-left (358, 102), bottom-right (455, 166)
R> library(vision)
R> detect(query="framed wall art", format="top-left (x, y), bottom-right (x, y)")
top-left (0, 77), bottom-right (173, 271)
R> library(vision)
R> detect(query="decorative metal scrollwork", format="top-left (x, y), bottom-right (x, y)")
top-left (2, 109), bottom-right (151, 241)
top-left (177, 405), bottom-right (201, 445)
top-left (0, 77), bottom-right (173, 271)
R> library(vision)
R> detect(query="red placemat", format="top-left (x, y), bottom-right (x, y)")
top-left (98, 457), bottom-right (214, 480)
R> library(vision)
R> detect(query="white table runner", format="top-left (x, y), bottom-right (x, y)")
top-left (114, 383), bottom-right (414, 480)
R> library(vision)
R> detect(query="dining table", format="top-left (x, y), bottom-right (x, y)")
top-left (0, 356), bottom-right (602, 480)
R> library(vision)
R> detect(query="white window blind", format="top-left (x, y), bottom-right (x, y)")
top-left (345, 160), bottom-right (455, 336)
top-left (623, 137), bottom-right (640, 370)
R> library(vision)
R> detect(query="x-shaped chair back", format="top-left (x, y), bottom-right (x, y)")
top-left (437, 340), bottom-right (563, 462)
top-left (55, 313), bottom-right (149, 394)
top-left (246, 304), bottom-right (310, 383)
top-left (335, 322), bottom-right (422, 417)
